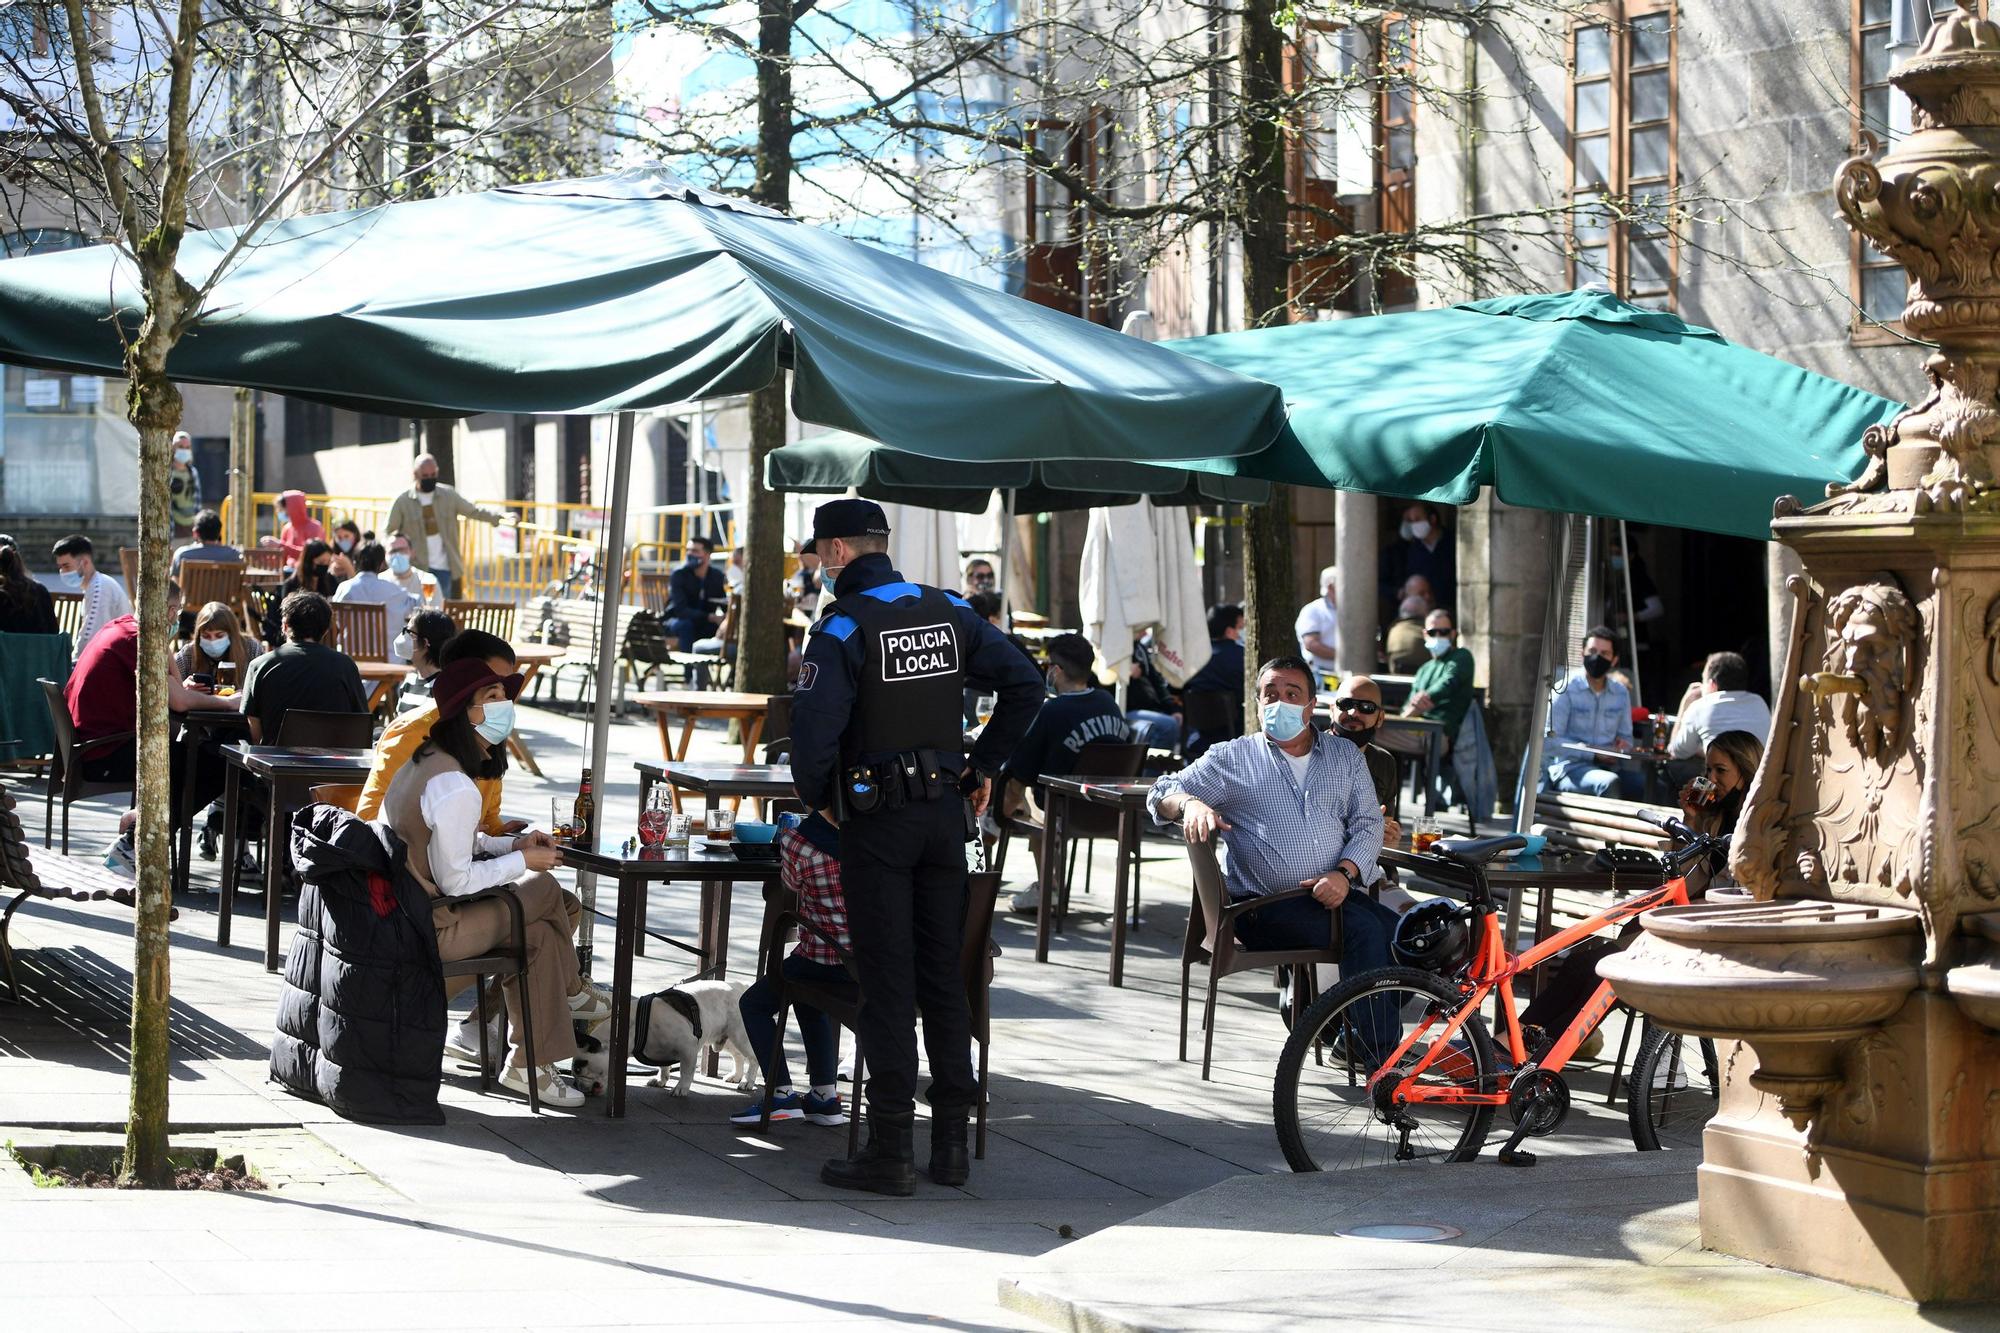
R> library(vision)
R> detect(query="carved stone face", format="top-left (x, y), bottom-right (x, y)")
top-left (1822, 582), bottom-right (1919, 762)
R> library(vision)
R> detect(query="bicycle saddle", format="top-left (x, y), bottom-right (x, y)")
top-left (1432, 834), bottom-right (1527, 865)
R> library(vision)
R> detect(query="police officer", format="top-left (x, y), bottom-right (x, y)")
top-left (791, 500), bottom-right (1042, 1196)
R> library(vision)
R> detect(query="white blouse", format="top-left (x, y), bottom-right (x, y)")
top-left (419, 768), bottom-right (524, 896)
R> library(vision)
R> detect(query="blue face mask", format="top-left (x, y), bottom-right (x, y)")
top-left (57, 568), bottom-right (82, 590)
top-left (387, 552), bottom-right (412, 575)
top-left (1261, 700), bottom-right (1310, 743)
top-left (1426, 634), bottom-right (1453, 658)
top-left (473, 699), bottom-right (515, 745)
top-left (199, 635), bottom-right (231, 659)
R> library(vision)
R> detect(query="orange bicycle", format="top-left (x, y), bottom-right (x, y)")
top-left (1273, 819), bottom-right (1726, 1171)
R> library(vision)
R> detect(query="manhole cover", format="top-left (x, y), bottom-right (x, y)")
top-left (1337, 1223), bottom-right (1463, 1242)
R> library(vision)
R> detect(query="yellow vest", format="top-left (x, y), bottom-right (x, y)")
top-left (355, 703), bottom-right (505, 834)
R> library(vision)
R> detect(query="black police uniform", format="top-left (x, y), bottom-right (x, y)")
top-left (790, 547), bottom-right (1042, 1121)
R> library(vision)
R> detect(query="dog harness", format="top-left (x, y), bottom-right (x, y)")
top-left (631, 987), bottom-right (705, 1067)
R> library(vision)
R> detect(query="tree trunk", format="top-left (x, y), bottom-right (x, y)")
top-left (734, 0), bottom-right (795, 697)
top-left (1236, 0), bottom-right (1298, 726)
top-left (121, 278), bottom-right (192, 1191)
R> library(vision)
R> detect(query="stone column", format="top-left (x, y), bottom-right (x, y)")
top-left (1455, 494), bottom-right (1555, 808)
top-left (1334, 490), bottom-right (1376, 671)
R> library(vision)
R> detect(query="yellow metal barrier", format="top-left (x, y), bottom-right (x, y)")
top-left (220, 493), bottom-right (725, 604)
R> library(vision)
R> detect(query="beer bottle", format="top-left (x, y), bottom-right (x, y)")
top-left (573, 768), bottom-right (596, 843)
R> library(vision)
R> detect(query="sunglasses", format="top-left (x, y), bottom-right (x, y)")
top-left (1333, 698), bottom-right (1381, 715)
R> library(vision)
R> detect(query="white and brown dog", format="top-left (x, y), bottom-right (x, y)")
top-left (571, 980), bottom-right (759, 1098)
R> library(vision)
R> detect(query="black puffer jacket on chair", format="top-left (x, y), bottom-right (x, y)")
top-left (271, 804), bottom-right (446, 1124)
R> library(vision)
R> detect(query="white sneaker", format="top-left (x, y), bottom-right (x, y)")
top-left (1008, 882), bottom-right (1042, 915)
top-left (500, 1063), bottom-right (585, 1108)
top-left (568, 980), bottom-right (613, 1023)
top-left (445, 1014), bottom-right (503, 1068)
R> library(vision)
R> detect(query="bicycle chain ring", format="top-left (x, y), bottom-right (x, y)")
top-left (1507, 1067), bottom-right (1572, 1138)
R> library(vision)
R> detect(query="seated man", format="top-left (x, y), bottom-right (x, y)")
top-left (1123, 632), bottom-right (1181, 750)
top-left (170, 508), bottom-right (241, 576)
top-left (241, 591), bottom-right (368, 742)
top-left (1668, 651), bottom-right (1771, 776)
top-left (665, 536), bottom-right (726, 651)
top-left (384, 531), bottom-right (445, 610)
top-left (332, 541), bottom-right (418, 660)
top-left (67, 579), bottom-right (242, 872)
top-left (1148, 656), bottom-right (1398, 1020)
top-left (1383, 595), bottom-right (1430, 674)
top-left (1002, 632), bottom-right (1135, 914)
top-left (1544, 625), bottom-right (1639, 798)
top-left (1180, 603), bottom-right (1245, 760)
top-left (1405, 609), bottom-right (1476, 742)
top-left (732, 811), bottom-right (852, 1128)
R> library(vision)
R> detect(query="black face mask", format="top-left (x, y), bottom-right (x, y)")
top-left (1334, 722), bottom-right (1377, 745)
top-left (1583, 653), bottom-right (1613, 679)
top-left (417, 476), bottom-right (438, 493)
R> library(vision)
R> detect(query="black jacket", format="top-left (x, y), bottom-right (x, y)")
top-left (271, 805), bottom-right (447, 1125)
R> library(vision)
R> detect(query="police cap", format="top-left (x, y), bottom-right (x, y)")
top-left (811, 498), bottom-right (891, 542)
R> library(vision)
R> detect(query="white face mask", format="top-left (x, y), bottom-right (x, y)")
top-left (393, 631), bottom-right (415, 662)
top-left (173, 448), bottom-right (193, 465)
top-left (1407, 519), bottom-right (1432, 541)
top-left (473, 699), bottom-right (515, 745)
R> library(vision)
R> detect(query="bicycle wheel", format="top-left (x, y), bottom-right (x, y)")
top-left (1627, 1025), bottom-right (1720, 1151)
top-left (1274, 966), bottom-right (1499, 1172)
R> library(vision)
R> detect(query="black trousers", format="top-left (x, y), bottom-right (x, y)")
top-left (79, 736), bottom-right (227, 829)
top-left (838, 794), bottom-right (977, 1116)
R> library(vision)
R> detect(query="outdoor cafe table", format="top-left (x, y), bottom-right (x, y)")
top-left (627, 761), bottom-right (797, 956)
top-left (1037, 776), bottom-right (1153, 987)
top-left (1563, 742), bottom-right (1680, 804)
top-left (216, 744), bottom-right (373, 971)
top-left (501, 642), bottom-right (565, 776)
top-left (561, 832), bottom-right (782, 1117)
top-left (350, 659), bottom-right (412, 712)
top-left (632, 690), bottom-right (774, 771)
top-left (1380, 844), bottom-right (1631, 995)
top-left (171, 706), bottom-right (251, 900)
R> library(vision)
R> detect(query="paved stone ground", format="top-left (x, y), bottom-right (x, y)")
top-left (0, 695), bottom-right (1669, 1331)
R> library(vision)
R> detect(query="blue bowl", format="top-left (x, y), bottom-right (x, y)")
top-left (733, 821), bottom-right (778, 845)
top-left (1517, 833), bottom-right (1547, 856)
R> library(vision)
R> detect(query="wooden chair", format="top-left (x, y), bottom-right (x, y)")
top-left (756, 869), bottom-right (1000, 1156)
top-left (328, 601), bottom-right (391, 663)
top-left (633, 571), bottom-right (673, 616)
top-left (1180, 836), bottom-right (1343, 1081)
top-left (35, 679), bottom-right (133, 854)
top-left (119, 546), bottom-right (140, 599)
top-left (245, 547), bottom-right (284, 572)
top-left (0, 788), bottom-right (168, 1002)
top-left (180, 560), bottom-right (246, 619)
top-left (445, 599), bottom-right (519, 642)
top-left (50, 592), bottom-right (83, 642)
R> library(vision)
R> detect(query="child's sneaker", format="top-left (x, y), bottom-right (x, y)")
top-left (801, 1090), bottom-right (848, 1126)
top-left (730, 1091), bottom-right (803, 1125)
top-left (102, 833), bottom-right (136, 878)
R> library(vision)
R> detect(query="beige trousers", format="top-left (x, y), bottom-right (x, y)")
top-left (432, 871), bottom-right (579, 1068)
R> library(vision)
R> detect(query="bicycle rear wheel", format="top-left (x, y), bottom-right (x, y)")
top-left (1627, 1025), bottom-right (1720, 1151)
top-left (1274, 966), bottom-right (1498, 1172)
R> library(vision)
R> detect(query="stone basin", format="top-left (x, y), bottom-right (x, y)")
top-left (1944, 912), bottom-right (2000, 1035)
top-left (1598, 899), bottom-right (1923, 1129)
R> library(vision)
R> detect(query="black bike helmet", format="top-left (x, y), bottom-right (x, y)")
top-left (1392, 899), bottom-right (1471, 974)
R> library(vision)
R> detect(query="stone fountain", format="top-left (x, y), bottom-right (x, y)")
top-left (1597, 1), bottom-right (2000, 1304)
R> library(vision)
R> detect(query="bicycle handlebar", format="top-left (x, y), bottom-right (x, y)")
top-left (1640, 809), bottom-right (1731, 877)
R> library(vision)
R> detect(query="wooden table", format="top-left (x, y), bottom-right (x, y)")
top-left (351, 659), bottom-right (411, 712)
top-left (216, 744), bottom-right (373, 971)
top-left (633, 690), bottom-right (774, 773)
top-left (562, 833), bottom-right (782, 1117)
top-left (171, 707), bottom-right (250, 900)
top-left (1038, 777), bottom-right (1153, 987)
top-left (504, 642), bottom-right (565, 776)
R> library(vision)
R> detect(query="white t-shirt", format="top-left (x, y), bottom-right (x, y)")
top-left (1669, 689), bottom-right (1774, 759)
top-left (1294, 596), bottom-right (1339, 676)
top-left (1281, 746), bottom-right (1312, 788)
top-left (417, 492), bottom-right (448, 569)
top-left (73, 571), bottom-right (133, 659)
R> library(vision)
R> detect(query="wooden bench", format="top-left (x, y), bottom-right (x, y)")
top-left (1531, 790), bottom-right (1673, 854)
top-left (0, 789), bottom-right (171, 1001)
top-left (518, 597), bottom-right (648, 706)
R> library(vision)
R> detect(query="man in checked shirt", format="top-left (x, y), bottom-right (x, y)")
top-left (1148, 655), bottom-right (1402, 1021)
top-left (731, 811), bottom-right (855, 1128)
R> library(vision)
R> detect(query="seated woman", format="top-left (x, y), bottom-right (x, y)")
top-left (378, 658), bottom-right (589, 1108)
top-left (173, 601), bottom-right (258, 692)
top-left (732, 812), bottom-right (853, 1128)
top-left (395, 608), bottom-right (456, 712)
top-left (1517, 728), bottom-right (1765, 1050)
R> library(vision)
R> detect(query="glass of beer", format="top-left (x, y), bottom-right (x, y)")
top-left (708, 807), bottom-right (736, 841)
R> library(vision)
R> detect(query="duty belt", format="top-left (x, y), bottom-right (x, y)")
top-left (837, 748), bottom-right (961, 818)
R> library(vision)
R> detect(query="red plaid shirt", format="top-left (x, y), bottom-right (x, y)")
top-left (780, 828), bottom-right (850, 966)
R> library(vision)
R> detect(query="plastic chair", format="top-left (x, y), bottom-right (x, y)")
top-left (37, 679), bottom-right (134, 853)
top-left (1180, 836), bottom-right (1344, 1081)
top-left (757, 868), bottom-right (1002, 1158)
top-left (436, 888), bottom-right (541, 1112)
top-left (307, 784), bottom-right (364, 812)
top-left (275, 710), bottom-right (375, 750)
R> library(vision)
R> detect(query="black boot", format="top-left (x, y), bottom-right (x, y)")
top-left (928, 1108), bottom-right (970, 1186)
top-left (821, 1108), bottom-right (915, 1197)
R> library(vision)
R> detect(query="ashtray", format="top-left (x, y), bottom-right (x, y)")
top-left (732, 842), bottom-right (780, 863)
